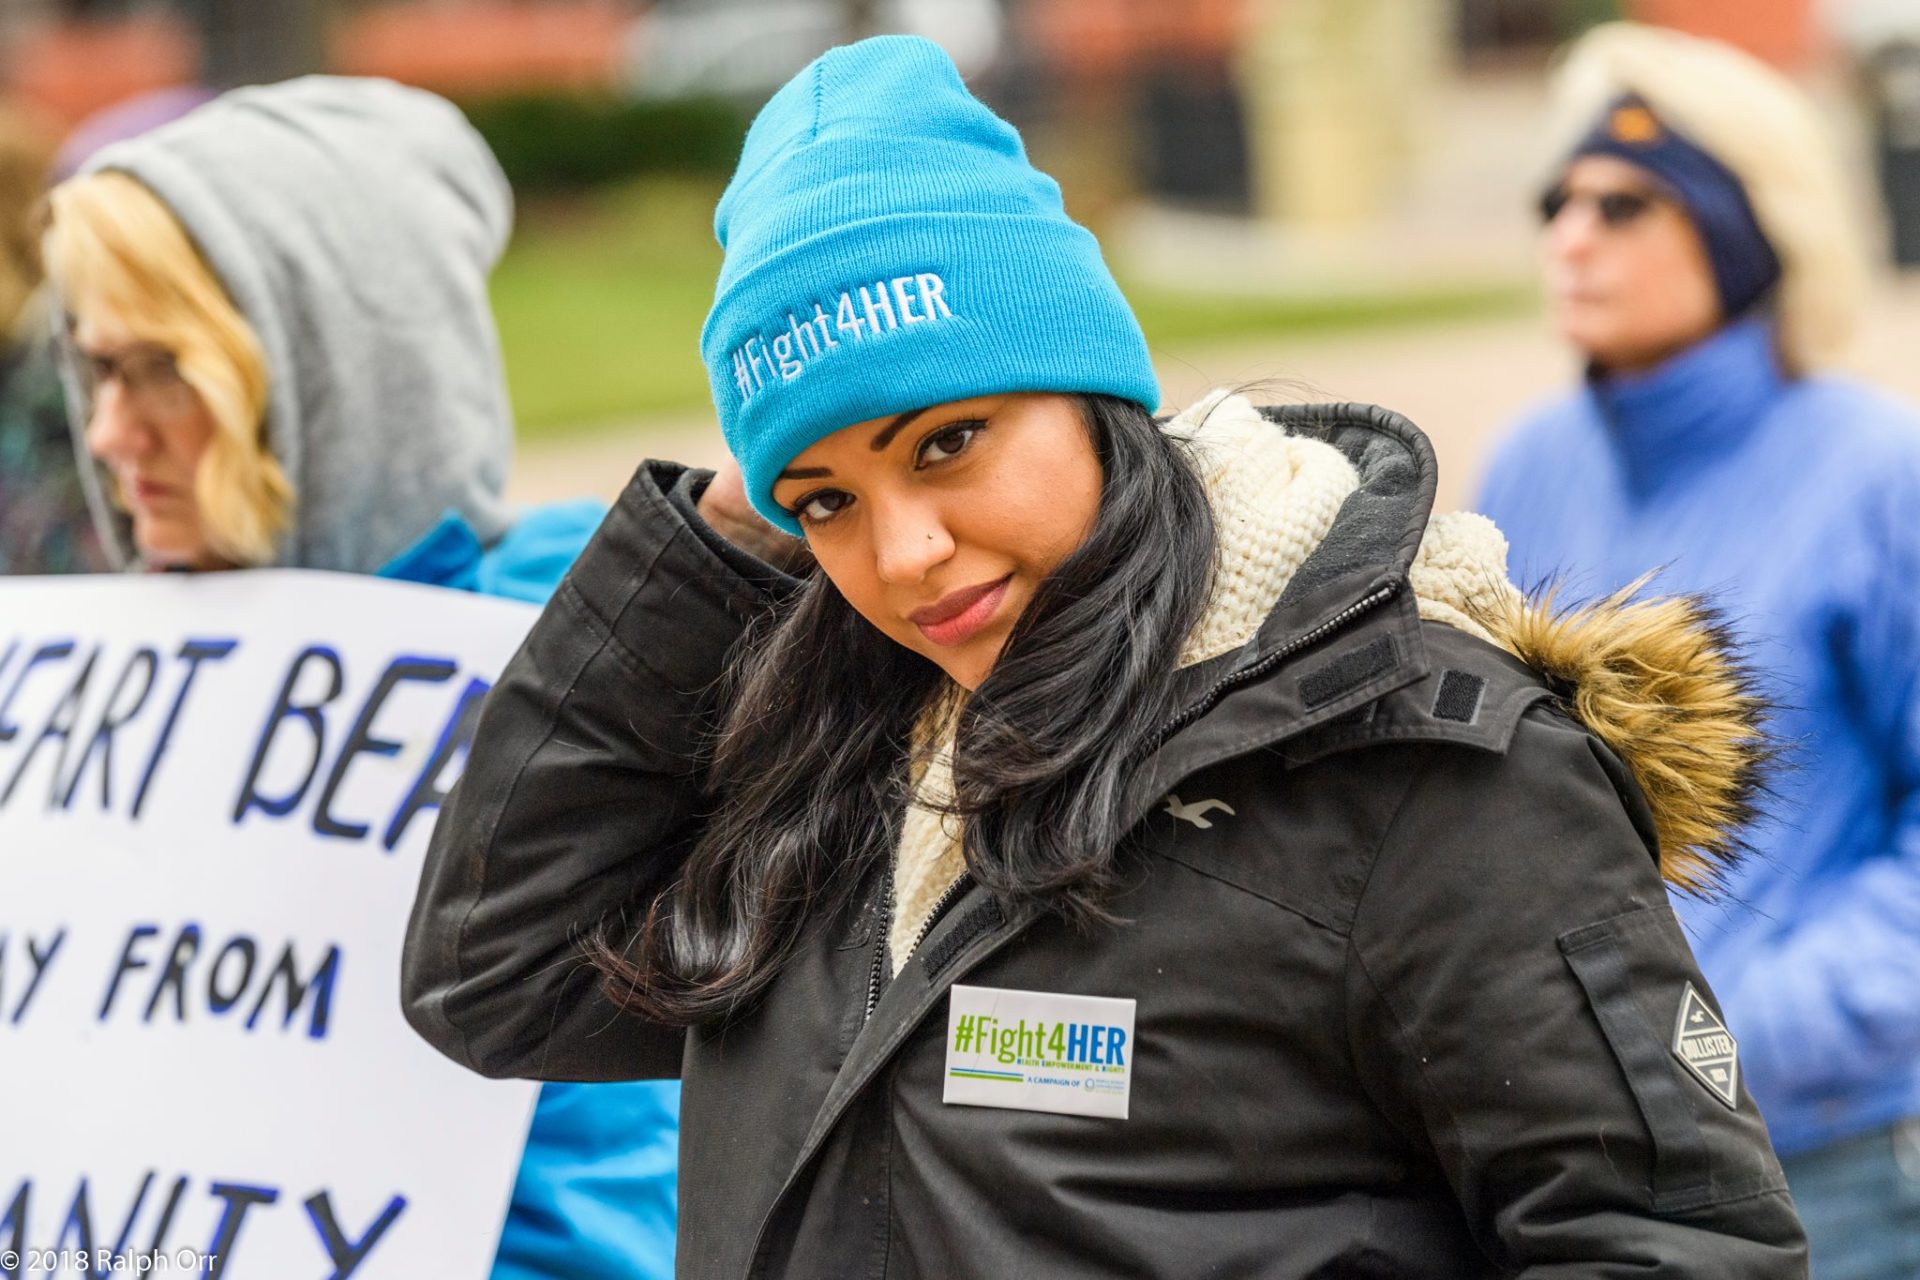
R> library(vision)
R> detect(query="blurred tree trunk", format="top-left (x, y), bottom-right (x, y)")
top-left (844, 0), bottom-right (881, 42)
top-left (191, 0), bottom-right (330, 87)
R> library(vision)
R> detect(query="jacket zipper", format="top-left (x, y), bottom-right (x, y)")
top-left (864, 866), bottom-right (976, 1022)
top-left (859, 578), bottom-right (1400, 1026)
top-left (1146, 579), bottom-right (1403, 752)
top-left (911, 870), bottom-right (975, 957)
top-left (863, 867), bottom-right (894, 1022)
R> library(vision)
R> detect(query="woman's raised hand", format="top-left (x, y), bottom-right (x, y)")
top-left (697, 456), bottom-right (812, 573)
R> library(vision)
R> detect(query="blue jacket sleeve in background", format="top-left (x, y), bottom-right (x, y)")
top-left (491, 1082), bottom-right (680, 1280)
top-left (1473, 340), bottom-right (1920, 1154)
top-left (382, 499), bottom-right (680, 1280)
top-left (1715, 460), bottom-right (1920, 1103)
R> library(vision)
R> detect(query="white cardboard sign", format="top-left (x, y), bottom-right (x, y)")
top-left (0, 570), bottom-right (543, 1279)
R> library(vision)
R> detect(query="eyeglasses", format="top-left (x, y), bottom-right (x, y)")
top-left (63, 336), bottom-right (199, 421)
top-left (1537, 184), bottom-right (1664, 229)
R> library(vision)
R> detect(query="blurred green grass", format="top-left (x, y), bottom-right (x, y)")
top-left (494, 179), bottom-right (1527, 441)
top-left (492, 180), bottom-right (725, 437)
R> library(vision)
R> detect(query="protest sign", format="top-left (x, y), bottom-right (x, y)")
top-left (0, 570), bottom-right (544, 1279)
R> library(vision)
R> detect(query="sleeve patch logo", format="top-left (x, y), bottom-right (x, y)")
top-left (1671, 983), bottom-right (1740, 1110)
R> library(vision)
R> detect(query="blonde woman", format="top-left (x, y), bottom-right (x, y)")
top-left (1478, 23), bottom-right (1920, 1277)
top-left (45, 78), bottom-right (679, 1279)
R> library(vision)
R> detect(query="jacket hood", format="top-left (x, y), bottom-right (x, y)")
top-left (1477, 580), bottom-right (1769, 896)
top-left (76, 76), bottom-right (516, 573)
top-left (1152, 401), bottom-right (1768, 896)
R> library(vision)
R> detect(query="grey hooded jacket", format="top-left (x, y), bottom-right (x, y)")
top-left (73, 76), bottom-right (515, 573)
top-left (402, 403), bottom-right (1805, 1277)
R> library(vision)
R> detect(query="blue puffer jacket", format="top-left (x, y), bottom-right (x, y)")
top-left (1476, 316), bottom-right (1920, 1158)
top-left (382, 501), bottom-right (680, 1280)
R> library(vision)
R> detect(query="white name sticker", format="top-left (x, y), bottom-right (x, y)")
top-left (943, 984), bottom-right (1137, 1120)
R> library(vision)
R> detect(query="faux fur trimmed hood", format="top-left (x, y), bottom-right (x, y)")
top-left (1208, 394), bottom-right (1771, 901)
top-left (1115, 398), bottom-right (1772, 905)
top-left (1162, 394), bottom-right (1769, 904)
top-left (1481, 582), bottom-right (1768, 896)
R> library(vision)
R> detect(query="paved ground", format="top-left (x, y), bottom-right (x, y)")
top-left (510, 274), bottom-right (1920, 518)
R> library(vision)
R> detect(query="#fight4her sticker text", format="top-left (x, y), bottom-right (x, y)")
top-left (943, 984), bottom-right (1136, 1120)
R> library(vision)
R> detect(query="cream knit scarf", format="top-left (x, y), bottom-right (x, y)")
top-left (887, 391), bottom-right (1519, 971)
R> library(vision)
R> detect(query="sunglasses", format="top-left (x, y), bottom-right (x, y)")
top-left (1537, 185), bottom-right (1663, 229)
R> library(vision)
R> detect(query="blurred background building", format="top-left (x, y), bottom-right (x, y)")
top-left (0, 2), bottom-right (1876, 222)
top-left (3, 0), bottom-right (1915, 510)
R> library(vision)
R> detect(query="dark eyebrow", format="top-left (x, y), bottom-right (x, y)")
top-left (777, 406), bottom-right (935, 481)
top-left (870, 407), bottom-right (927, 452)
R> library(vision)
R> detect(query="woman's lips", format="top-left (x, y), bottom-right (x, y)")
top-left (911, 576), bottom-right (1012, 648)
top-left (130, 479), bottom-right (176, 506)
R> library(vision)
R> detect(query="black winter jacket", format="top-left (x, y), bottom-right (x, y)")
top-left (402, 404), bottom-right (1806, 1277)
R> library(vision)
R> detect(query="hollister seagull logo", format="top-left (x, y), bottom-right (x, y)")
top-left (1672, 983), bottom-right (1740, 1110)
top-left (1162, 794), bottom-right (1235, 829)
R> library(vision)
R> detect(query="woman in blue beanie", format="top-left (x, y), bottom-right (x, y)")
top-left (407, 35), bottom-right (1805, 1275)
top-left (1478, 23), bottom-right (1920, 1279)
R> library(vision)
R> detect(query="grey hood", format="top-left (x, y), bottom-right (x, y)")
top-left (78, 75), bottom-right (515, 573)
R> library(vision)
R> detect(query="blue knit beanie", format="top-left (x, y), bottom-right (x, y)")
top-left (701, 35), bottom-right (1161, 535)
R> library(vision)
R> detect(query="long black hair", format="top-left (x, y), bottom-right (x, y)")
top-left (592, 393), bottom-right (1216, 1025)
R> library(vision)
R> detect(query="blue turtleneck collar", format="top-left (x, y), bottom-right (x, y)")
top-left (1586, 316), bottom-right (1786, 499)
